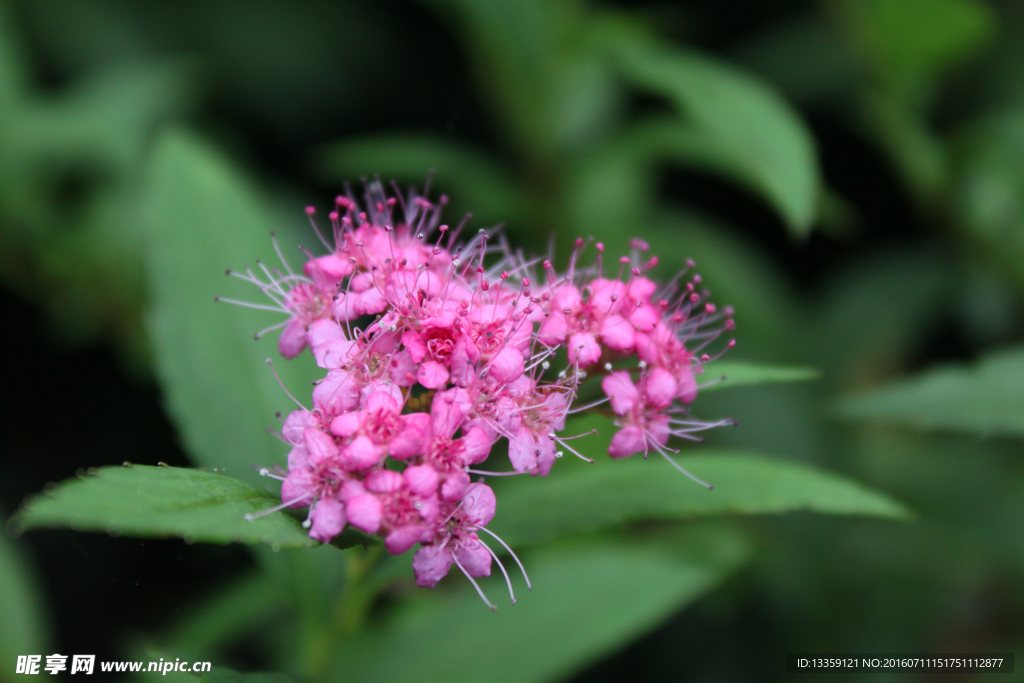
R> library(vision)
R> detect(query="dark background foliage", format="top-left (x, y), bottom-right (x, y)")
top-left (2, 0), bottom-right (1023, 681)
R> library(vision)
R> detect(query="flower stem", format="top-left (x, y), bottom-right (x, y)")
top-left (304, 544), bottom-right (384, 680)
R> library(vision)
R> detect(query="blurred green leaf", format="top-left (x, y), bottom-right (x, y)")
top-left (2, 59), bottom-right (195, 231)
top-left (12, 466), bottom-right (316, 549)
top-left (701, 362), bottom-right (820, 392)
top-left (836, 345), bottom-right (1024, 438)
top-left (0, 1), bottom-right (28, 101)
top-left (143, 130), bottom-right (320, 484)
top-left (956, 107), bottom-right (1024, 290)
top-left (0, 528), bottom-right (48, 683)
top-left (612, 37), bottom-right (820, 235)
top-left (490, 414), bottom-right (910, 547)
top-left (328, 526), bottom-right (749, 683)
top-left (0, 0), bottom-right (194, 362)
top-left (329, 527), bottom-right (379, 550)
top-left (860, 91), bottom-right (948, 201)
top-left (431, 0), bottom-right (552, 153)
top-left (839, 0), bottom-right (995, 98)
top-left (314, 134), bottom-right (528, 227)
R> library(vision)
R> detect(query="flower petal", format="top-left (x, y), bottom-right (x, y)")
top-left (390, 412), bottom-right (431, 459)
top-left (412, 544), bottom-right (453, 587)
top-left (344, 494), bottom-right (382, 534)
top-left (454, 536), bottom-right (492, 577)
top-left (403, 465), bottom-right (440, 497)
top-left (385, 525), bottom-right (425, 555)
top-left (278, 318), bottom-right (308, 359)
top-left (568, 331), bottom-right (601, 367)
top-left (608, 425), bottom-right (646, 459)
top-left (417, 360), bottom-right (450, 389)
top-left (599, 314), bottom-right (635, 352)
top-left (462, 483), bottom-right (497, 527)
top-left (340, 435), bottom-right (382, 470)
top-left (602, 371), bottom-right (638, 415)
top-left (488, 347), bottom-right (525, 383)
top-left (309, 497), bottom-right (346, 543)
top-left (644, 367), bottom-right (677, 409)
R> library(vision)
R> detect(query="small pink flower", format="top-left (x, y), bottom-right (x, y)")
top-left (329, 391), bottom-right (428, 468)
top-left (237, 184), bottom-right (737, 601)
top-left (421, 390), bottom-right (492, 500)
top-left (602, 371), bottom-right (672, 459)
top-left (346, 466), bottom-right (441, 554)
top-left (412, 482), bottom-right (496, 587)
top-left (309, 497), bottom-right (346, 543)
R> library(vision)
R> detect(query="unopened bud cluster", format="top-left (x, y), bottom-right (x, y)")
top-left (228, 182), bottom-right (734, 607)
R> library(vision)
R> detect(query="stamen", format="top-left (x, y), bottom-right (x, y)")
top-left (244, 494), bottom-right (309, 521)
top-left (453, 555), bottom-right (497, 611)
top-left (265, 358), bottom-right (308, 411)
top-left (480, 539), bottom-right (516, 604)
top-left (214, 297), bottom-right (286, 314)
top-left (553, 436), bottom-right (595, 463)
top-left (254, 319), bottom-right (289, 340)
top-left (569, 397), bottom-right (606, 413)
top-left (479, 527), bottom-right (532, 590)
top-left (650, 441), bottom-right (714, 489)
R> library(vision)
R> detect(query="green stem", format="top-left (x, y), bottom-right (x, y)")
top-left (304, 544), bottom-right (384, 681)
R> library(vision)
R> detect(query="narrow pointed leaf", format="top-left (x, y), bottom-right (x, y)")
top-left (613, 39), bottom-right (820, 235)
top-left (328, 527), bottom-right (749, 683)
top-left (836, 346), bottom-right (1024, 438)
top-left (700, 361), bottom-right (820, 392)
top-left (488, 415), bottom-right (910, 547)
top-left (143, 130), bottom-right (320, 485)
top-left (12, 465), bottom-right (316, 549)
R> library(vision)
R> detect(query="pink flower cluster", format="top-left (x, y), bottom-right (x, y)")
top-left (227, 182), bottom-right (734, 608)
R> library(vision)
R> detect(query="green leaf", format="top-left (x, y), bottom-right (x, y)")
top-left (860, 90), bottom-right (948, 201)
top-left (11, 465), bottom-right (316, 549)
top-left (701, 361), bottom-right (820, 392)
top-left (612, 38), bottom-right (820, 235)
top-left (328, 527), bottom-right (749, 683)
top-left (0, 529), bottom-right (49, 683)
top-left (842, 0), bottom-right (995, 96)
top-left (142, 130), bottom-right (321, 484)
top-left (191, 668), bottom-right (293, 683)
top-left (313, 134), bottom-right (528, 227)
top-left (836, 346), bottom-right (1024, 438)
top-left (488, 414), bottom-right (910, 547)
top-left (956, 107), bottom-right (1024, 290)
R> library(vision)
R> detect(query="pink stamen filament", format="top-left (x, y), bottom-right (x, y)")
top-left (479, 538), bottom-right (516, 605)
top-left (478, 526), bottom-right (532, 590)
top-left (453, 554), bottom-right (496, 611)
